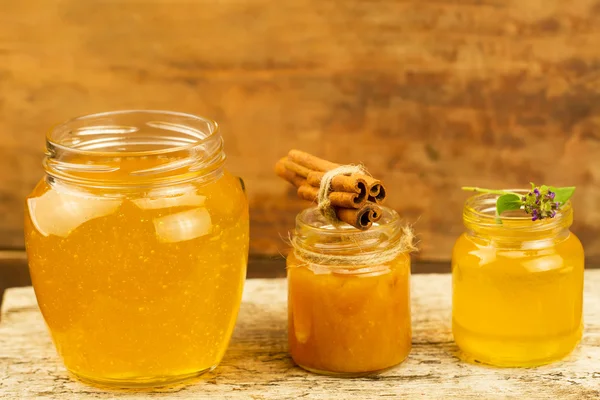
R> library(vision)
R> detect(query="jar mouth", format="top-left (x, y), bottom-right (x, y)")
top-left (44, 110), bottom-right (225, 189)
top-left (47, 110), bottom-right (219, 157)
top-left (292, 206), bottom-right (407, 263)
top-left (463, 189), bottom-right (573, 233)
top-left (296, 206), bottom-right (401, 236)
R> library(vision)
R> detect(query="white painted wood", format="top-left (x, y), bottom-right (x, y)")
top-left (1, 272), bottom-right (599, 399)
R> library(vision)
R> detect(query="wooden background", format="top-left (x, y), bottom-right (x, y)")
top-left (2, 0), bottom-right (600, 266)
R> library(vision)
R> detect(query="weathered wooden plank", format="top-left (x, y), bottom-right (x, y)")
top-left (1, 272), bottom-right (599, 399)
top-left (1, 0), bottom-right (600, 263)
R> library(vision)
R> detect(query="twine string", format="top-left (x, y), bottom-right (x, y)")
top-left (290, 224), bottom-right (417, 267)
top-left (300, 163), bottom-right (418, 266)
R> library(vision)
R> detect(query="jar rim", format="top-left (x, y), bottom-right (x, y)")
top-left (295, 206), bottom-right (401, 236)
top-left (47, 110), bottom-right (219, 157)
top-left (43, 110), bottom-right (225, 189)
top-left (291, 206), bottom-right (411, 266)
top-left (463, 189), bottom-right (573, 233)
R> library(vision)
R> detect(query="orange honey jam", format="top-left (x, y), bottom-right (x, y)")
top-left (287, 207), bottom-right (412, 376)
top-left (24, 111), bottom-right (249, 387)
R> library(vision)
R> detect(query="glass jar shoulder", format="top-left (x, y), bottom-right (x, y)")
top-left (452, 231), bottom-right (584, 275)
top-left (198, 170), bottom-right (248, 220)
top-left (25, 169), bottom-right (247, 241)
top-left (555, 231), bottom-right (584, 269)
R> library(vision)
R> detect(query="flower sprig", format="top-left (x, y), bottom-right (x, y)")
top-left (462, 183), bottom-right (575, 221)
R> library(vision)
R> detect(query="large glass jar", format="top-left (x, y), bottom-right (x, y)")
top-left (24, 111), bottom-right (249, 387)
top-left (287, 207), bottom-right (412, 376)
top-left (452, 191), bottom-right (584, 367)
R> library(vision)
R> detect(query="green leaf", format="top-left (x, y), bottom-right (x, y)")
top-left (496, 193), bottom-right (522, 216)
top-left (550, 186), bottom-right (576, 204)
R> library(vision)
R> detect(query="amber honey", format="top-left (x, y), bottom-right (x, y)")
top-left (24, 111), bottom-right (249, 387)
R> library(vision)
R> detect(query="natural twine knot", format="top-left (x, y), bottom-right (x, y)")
top-left (317, 164), bottom-right (366, 224)
top-left (295, 163), bottom-right (418, 266)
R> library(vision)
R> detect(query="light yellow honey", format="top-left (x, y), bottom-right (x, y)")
top-left (452, 208), bottom-right (584, 367)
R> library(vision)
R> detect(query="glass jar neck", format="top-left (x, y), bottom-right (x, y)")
top-left (292, 206), bottom-right (405, 267)
top-left (463, 191), bottom-right (573, 246)
top-left (44, 110), bottom-right (225, 190)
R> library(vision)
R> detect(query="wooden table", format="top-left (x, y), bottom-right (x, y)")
top-left (1, 273), bottom-right (599, 399)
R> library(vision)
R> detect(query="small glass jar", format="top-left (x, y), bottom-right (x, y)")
top-left (452, 191), bottom-right (584, 367)
top-left (287, 207), bottom-right (412, 376)
top-left (24, 111), bottom-right (249, 387)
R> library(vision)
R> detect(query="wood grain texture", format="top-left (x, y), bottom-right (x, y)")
top-left (1, 0), bottom-right (600, 262)
top-left (1, 272), bottom-right (600, 399)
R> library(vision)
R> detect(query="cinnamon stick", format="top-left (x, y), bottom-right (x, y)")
top-left (275, 158), bottom-right (305, 187)
top-left (288, 149), bottom-right (339, 172)
top-left (283, 158), bottom-right (369, 205)
top-left (297, 185), bottom-right (376, 228)
top-left (307, 171), bottom-right (368, 204)
top-left (275, 150), bottom-right (388, 230)
top-left (289, 149), bottom-right (386, 203)
top-left (365, 179), bottom-right (386, 204)
top-left (370, 204), bottom-right (383, 223)
top-left (278, 160), bottom-right (364, 209)
top-left (369, 184), bottom-right (387, 204)
top-left (336, 203), bottom-right (376, 230)
top-left (297, 185), bottom-right (365, 209)
top-left (283, 158), bottom-right (313, 178)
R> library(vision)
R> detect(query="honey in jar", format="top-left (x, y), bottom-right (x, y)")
top-left (287, 207), bottom-right (412, 376)
top-left (452, 191), bottom-right (584, 367)
top-left (24, 111), bottom-right (249, 387)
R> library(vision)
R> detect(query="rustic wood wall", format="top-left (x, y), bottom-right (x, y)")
top-left (1, 0), bottom-right (600, 263)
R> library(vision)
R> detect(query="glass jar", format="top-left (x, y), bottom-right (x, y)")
top-left (24, 110), bottom-right (249, 387)
top-left (287, 207), bottom-right (412, 376)
top-left (452, 191), bottom-right (584, 367)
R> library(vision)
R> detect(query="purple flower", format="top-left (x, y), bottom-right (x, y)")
top-left (522, 184), bottom-right (563, 221)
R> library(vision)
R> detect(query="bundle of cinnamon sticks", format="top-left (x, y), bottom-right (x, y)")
top-left (275, 150), bottom-right (387, 230)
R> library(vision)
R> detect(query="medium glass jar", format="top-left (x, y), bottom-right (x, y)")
top-left (24, 111), bottom-right (249, 387)
top-left (452, 191), bottom-right (584, 367)
top-left (287, 207), bottom-right (412, 376)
